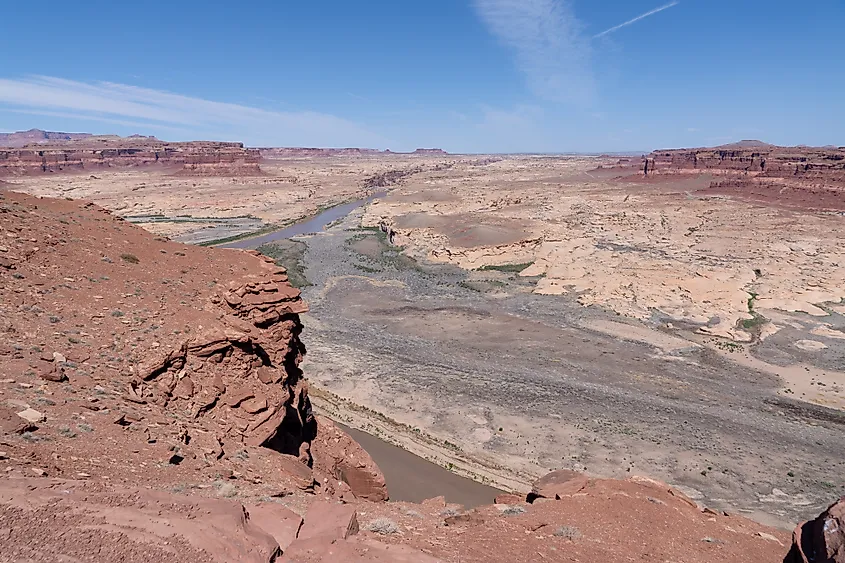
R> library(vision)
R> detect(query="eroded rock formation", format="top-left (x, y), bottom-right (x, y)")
top-left (0, 139), bottom-right (261, 176)
top-left (640, 144), bottom-right (845, 211)
top-left (0, 190), bottom-right (378, 501)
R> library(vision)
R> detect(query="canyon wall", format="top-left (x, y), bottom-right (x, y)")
top-left (0, 140), bottom-right (261, 176)
top-left (641, 144), bottom-right (845, 211)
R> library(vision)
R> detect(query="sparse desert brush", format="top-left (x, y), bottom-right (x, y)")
top-left (365, 518), bottom-right (400, 535)
top-left (120, 253), bottom-right (140, 264)
top-left (214, 481), bottom-right (237, 498)
top-left (553, 525), bottom-right (581, 540)
top-left (501, 505), bottom-right (526, 515)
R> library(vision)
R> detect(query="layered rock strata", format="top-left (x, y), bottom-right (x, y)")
top-left (0, 140), bottom-right (261, 176)
top-left (641, 145), bottom-right (845, 211)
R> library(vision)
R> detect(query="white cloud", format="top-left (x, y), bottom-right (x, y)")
top-left (473, 0), bottom-right (594, 104)
top-left (3, 108), bottom-right (191, 135)
top-left (478, 104), bottom-right (544, 129)
top-left (0, 76), bottom-right (387, 147)
top-left (593, 1), bottom-right (679, 38)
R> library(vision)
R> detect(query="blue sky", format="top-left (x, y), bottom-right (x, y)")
top-left (0, 0), bottom-right (842, 152)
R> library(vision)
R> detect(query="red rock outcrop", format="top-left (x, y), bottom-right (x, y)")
top-left (351, 470), bottom-right (792, 563)
top-left (0, 478), bottom-right (281, 563)
top-left (0, 190), bottom-right (319, 491)
top-left (637, 144), bottom-right (845, 211)
top-left (0, 139), bottom-right (261, 176)
top-left (786, 497), bottom-right (845, 563)
top-left (0, 128), bottom-right (95, 148)
top-left (311, 417), bottom-right (388, 501)
top-left (526, 469), bottom-right (589, 502)
top-left (0, 478), bottom-right (436, 562)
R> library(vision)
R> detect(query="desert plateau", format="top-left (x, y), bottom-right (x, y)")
top-left (3, 4), bottom-right (845, 561)
top-left (0, 129), bottom-right (843, 562)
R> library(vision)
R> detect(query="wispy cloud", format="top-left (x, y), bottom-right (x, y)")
top-left (3, 108), bottom-right (192, 135)
top-left (474, 0), bottom-right (594, 104)
top-left (593, 1), bottom-right (679, 38)
top-left (0, 76), bottom-right (387, 147)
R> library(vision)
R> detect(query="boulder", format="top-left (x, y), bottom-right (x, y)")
top-left (270, 452), bottom-right (315, 492)
top-left (297, 501), bottom-right (359, 542)
top-left (16, 408), bottom-right (46, 424)
top-left (311, 417), bottom-right (388, 502)
top-left (0, 405), bottom-right (36, 434)
top-left (38, 364), bottom-right (67, 382)
top-left (138, 345), bottom-right (186, 381)
top-left (494, 493), bottom-right (524, 505)
top-left (785, 496), bottom-right (845, 563)
top-left (335, 458), bottom-right (388, 503)
top-left (173, 376), bottom-right (195, 399)
top-left (246, 503), bottom-right (303, 553)
top-left (527, 469), bottom-right (589, 503)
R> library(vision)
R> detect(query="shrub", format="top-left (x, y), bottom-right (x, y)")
top-left (554, 525), bottom-right (581, 540)
top-left (215, 482), bottom-right (237, 498)
top-left (120, 253), bottom-right (140, 264)
top-left (365, 518), bottom-right (400, 535)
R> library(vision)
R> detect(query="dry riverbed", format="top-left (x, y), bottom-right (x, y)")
top-left (292, 183), bottom-right (845, 529)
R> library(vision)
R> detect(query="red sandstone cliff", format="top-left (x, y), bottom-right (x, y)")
top-left (0, 139), bottom-right (261, 176)
top-left (638, 144), bottom-right (845, 211)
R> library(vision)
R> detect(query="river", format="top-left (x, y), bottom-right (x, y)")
top-left (220, 191), bottom-right (387, 249)
top-left (338, 423), bottom-right (504, 507)
top-left (224, 189), bottom-right (505, 506)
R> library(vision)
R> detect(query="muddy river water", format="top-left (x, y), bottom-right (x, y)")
top-left (221, 191), bottom-right (387, 249)
top-left (338, 423), bottom-right (504, 507)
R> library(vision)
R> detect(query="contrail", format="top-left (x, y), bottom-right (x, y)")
top-left (593, 1), bottom-right (679, 38)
